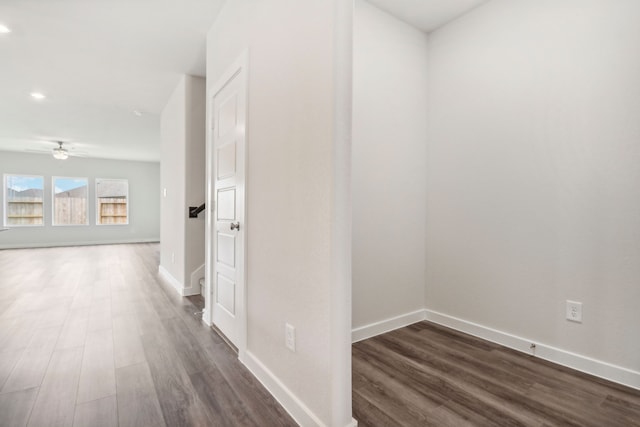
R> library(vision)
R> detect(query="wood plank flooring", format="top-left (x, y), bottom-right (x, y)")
top-left (0, 243), bottom-right (296, 427)
top-left (5, 243), bottom-right (639, 426)
top-left (352, 321), bottom-right (640, 426)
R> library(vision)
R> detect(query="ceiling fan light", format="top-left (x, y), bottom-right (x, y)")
top-left (53, 147), bottom-right (68, 160)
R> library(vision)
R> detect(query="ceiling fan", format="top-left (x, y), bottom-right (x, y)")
top-left (25, 140), bottom-right (89, 160)
top-left (53, 141), bottom-right (69, 159)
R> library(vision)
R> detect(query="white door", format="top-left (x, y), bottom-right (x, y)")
top-left (210, 60), bottom-right (246, 350)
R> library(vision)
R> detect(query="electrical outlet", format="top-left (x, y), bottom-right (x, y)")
top-left (285, 323), bottom-right (296, 352)
top-left (566, 300), bottom-right (582, 323)
top-left (171, 252), bottom-right (175, 264)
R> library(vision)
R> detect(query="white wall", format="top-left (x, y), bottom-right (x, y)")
top-left (352, 0), bottom-right (428, 332)
top-left (0, 151), bottom-right (159, 249)
top-left (426, 0), bottom-right (640, 373)
top-left (185, 77), bottom-right (207, 290)
top-left (160, 77), bottom-right (187, 285)
top-left (206, 1), bottom-right (353, 426)
top-left (160, 75), bottom-right (206, 293)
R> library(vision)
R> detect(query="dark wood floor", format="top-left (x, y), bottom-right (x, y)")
top-left (352, 321), bottom-right (640, 427)
top-left (5, 243), bottom-right (640, 427)
top-left (0, 243), bottom-right (295, 427)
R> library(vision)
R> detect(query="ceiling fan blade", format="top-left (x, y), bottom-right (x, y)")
top-left (20, 140), bottom-right (91, 158)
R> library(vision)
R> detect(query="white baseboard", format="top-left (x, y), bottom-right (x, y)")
top-left (181, 287), bottom-right (201, 296)
top-left (351, 309), bottom-right (426, 343)
top-left (351, 308), bottom-right (640, 391)
top-left (0, 238), bottom-right (160, 250)
top-left (243, 351), bottom-right (343, 427)
top-left (190, 263), bottom-right (205, 293)
top-left (424, 309), bottom-right (640, 391)
top-left (158, 265), bottom-right (200, 297)
top-left (158, 265), bottom-right (183, 295)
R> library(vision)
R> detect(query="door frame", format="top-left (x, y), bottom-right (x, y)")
top-left (204, 50), bottom-right (249, 360)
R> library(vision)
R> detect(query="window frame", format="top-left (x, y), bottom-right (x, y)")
top-left (52, 176), bottom-right (90, 227)
top-left (3, 173), bottom-right (45, 227)
top-left (95, 178), bottom-right (129, 226)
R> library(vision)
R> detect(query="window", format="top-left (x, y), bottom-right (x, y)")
top-left (4, 174), bottom-right (44, 226)
top-left (53, 177), bottom-right (89, 226)
top-left (96, 178), bottom-right (128, 225)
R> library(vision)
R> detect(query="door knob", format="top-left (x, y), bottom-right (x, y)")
top-left (230, 222), bottom-right (240, 231)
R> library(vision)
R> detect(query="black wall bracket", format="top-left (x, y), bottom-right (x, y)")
top-left (189, 203), bottom-right (205, 218)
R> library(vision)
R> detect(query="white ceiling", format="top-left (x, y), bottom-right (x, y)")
top-left (0, 0), bottom-right (224, 162)
top-left (0, 0), bottom-right (487, 163)
top-left (366, 0), bottom-right (489, 33)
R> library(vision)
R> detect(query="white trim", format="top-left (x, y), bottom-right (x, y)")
top-left (423, 309), bottom-right (640, 391)
top-left (204, 73), bottom-right (214, 328)
top-left (0, 238), bottom-right (159, 250)
top-left (351, 309), bottom-right (427, 343)
top-left (242, 351), bottom-right (359, 427)
top-left (3, 173), bottom-right (45, 227)
top-left (95, 178), bottom-right (129, 226)
top-left (190, 263), bottom-right (205, 291)
top-left (158, 265), bottom-right (183, 294)
top-left (181, 287), bottom-right (201, 297)
top-left (201, 311), bottom-right (212, 327)
top-left (51, 176), bottom-right (89, 226)
top-left (331, 0), bottom-right (355, 426)
top-left (205, 50), bottom-right (249, 359)
top-left (352, 308), bottom-right (640, 391)
top-left (158, 265), bottom-right (201, 297)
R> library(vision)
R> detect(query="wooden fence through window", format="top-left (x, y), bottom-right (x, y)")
top-left (6, 196), bottom-right (43, 225)
top-left (98, 197), bottom-right (127, 224)
top-left (6, 186), bottom-right (125, 226)
top-left (54, 195), bottom-right (87, 225)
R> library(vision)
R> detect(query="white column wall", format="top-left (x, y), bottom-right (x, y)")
top-left (352, 0), bottom-right (429, 332)
top-left (206, 1), bottom-right (353, 425)
top-left (160, 75), bottom-right (206, 293)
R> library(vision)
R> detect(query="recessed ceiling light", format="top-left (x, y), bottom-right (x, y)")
top-left (0, 24), bottom-right (10, 34)
top-left (31, 92), bottom-right (46, 100)
top-left (133, 110), bottom-right (143, 117)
